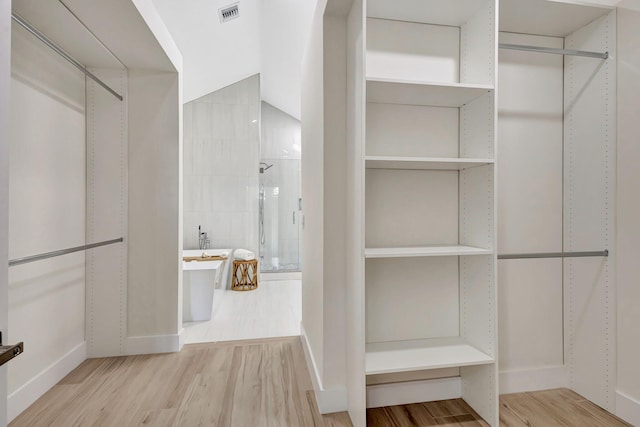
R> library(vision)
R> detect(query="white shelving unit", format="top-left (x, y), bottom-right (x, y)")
top-left (365, 156), bottom-right (493, 171)
top-left (366, 337), bottom-right (494, 375)
top-left (346, 0), bottom-right (499, 425)
top-left (313, 0), bottom-right (621, 425)
top-left (364, 245), bottom-right (492, 259)
top-left (366, 78), bottom-right (493, 107)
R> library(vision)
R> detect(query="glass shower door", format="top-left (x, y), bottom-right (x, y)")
top-left (259, 158), bottom-right (301, 272)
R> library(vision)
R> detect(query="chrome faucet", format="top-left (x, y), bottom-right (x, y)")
top-left (198, 225), bottom-right (210, 250)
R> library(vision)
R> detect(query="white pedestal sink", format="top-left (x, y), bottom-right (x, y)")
top-left (182, 249), bottom-right (232, 322)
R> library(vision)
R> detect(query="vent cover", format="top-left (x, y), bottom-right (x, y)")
top-left (219, 3), bottom-right (239, 23)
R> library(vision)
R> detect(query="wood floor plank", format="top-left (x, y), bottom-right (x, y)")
top-left (323, 411), bottom-right (355, 427)
top-left (501, 392), bottom-right (577, 427)
top-left (527, 389), bottom-right (619, 427)
top-left (577, 400), bottom-right (633, 427)
top-left (498, 402), bottom-right (529, 427)
top-left (435, 414), bottom-right (489, 426)
top-left (423, 399), bottom-right (477, 419)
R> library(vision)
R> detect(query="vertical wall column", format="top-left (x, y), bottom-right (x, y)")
top-left (616, 8), bottom-right (640, 425)
top-left (564, 11), bottom-right (616, 411)
top-left (127, 70), bottom-right (182, 352)
top-left (0, 1), bottom-right (11, 425)
top-left (86, 69), bottom-right (128, 357)
top-left (346, 0), bottom-right (365, 424)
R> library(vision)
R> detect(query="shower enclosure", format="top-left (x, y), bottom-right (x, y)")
top-left (259, 102), bottom-right (302, 272)
top-left (259, 159), bottom-right (302, 272)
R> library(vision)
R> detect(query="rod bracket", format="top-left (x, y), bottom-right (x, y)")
top-left (0, 332), bottom-right (24, 367)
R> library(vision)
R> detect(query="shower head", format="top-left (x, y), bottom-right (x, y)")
top-left (259, 162), bottom-right (274, 173)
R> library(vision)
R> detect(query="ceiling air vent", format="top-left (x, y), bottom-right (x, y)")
top-left (219, 3), bottom-right (239, 23)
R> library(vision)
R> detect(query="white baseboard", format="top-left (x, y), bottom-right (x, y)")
top-left (8, 341), bottom-right (87, 423)
top-left (300, 323), bottom-right (348, 414)
top-left (126, 330), bottom-right (183, 355)
top-left (260, 272), bottom-right (302, 281)
top-left (366, 377), bottom-right (461, 409)
top-left (499, 365), bottom-right (569, 395)
top-left (616, 390), bottom-right (640, 425)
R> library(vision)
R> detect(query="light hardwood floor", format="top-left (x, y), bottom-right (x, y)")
top-left (10, 336), bottom-right (349, 427)
top-left (183, 279), bottom-right (301, 343)
top-left (10, 336), bottom-right (630, 427)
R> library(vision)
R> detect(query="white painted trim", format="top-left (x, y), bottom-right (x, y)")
top-left (616, 390), bottom-right (640, 426)
top-left (126, 331), bottom-right (183, 355)
top-left (260, 271), bottom-right (302, 281)
top-left (300, 323), bottom-right (348, 414)
top-left (499, 365), bottom-right (569, 395)
top-left (8, 342), bottom-right (87, 423)
top-left (177, 328), bottom-right (185, 351)
top-left (366, 377), bottom-right (462, 408)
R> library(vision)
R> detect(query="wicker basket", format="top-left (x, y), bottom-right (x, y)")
top-left (232, 259), bottom-right (258, 291)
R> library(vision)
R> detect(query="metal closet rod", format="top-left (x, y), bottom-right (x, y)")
top-left (499, 43), bottom-right (609, 60)
top-left (8, 238), bottom-right (124, 267)
top-left (11, 13), bottom-right (124, 101)
top-left (498, 250), bottom-right (609, 260)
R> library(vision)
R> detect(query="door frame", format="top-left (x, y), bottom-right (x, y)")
top-left (1, 1), bottom-right (12, 425)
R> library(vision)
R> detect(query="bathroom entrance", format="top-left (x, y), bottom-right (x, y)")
top-left (181, 76), bottom-right (302, 344)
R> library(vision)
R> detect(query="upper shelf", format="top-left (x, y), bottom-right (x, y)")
top-left (500, 0), bottom-right (612, 38)
top-left (365, 245), bottom-right (493, 259)
top-left (367, 0), bottom-right (488, 27)
top-left (366, 156), bottom-right (494, 171)
top-left (366, 78), bottom-right (493, 108)
top-left (366, 337), bottom-right (494, 375)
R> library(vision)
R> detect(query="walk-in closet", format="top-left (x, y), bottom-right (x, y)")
top-left (304, 0), bottom-right (626, 425)
top-left (1, 1), bottom-right (181, 421)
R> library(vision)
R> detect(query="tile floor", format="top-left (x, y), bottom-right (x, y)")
top-left (182, 278), bottom-right (302, 343)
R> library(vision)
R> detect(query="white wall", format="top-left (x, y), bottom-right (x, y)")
top-left (7, 22), bottom-right (86, 419)
top-left (152, 0), bottom-right (261, 105)
top-left (301, 0), bottom-right (351, 413)
top-left (260, 0), bottom-right (316, 118)
top-left (301, 0), bottom-right (326, 386)
top-left (322, 12), bottom-right (347, 393)
top-left (497, 32), bottom-right (565, 390)
top-left (152, 0), bottom-right (316, 119)
top-left (127, 70), bottom-right (181, 340)
top-left (616, 8), bottom-right (640, 424)
top-left (0, 1), bottom-right (11, 426)
top-left (183, 75), bottom-right (260, 270)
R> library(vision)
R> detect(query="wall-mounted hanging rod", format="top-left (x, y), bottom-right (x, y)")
top-left (8, 238), bottom-right (124, 267)
top-left (499, 43), bottom-right (609, 60)
top-left (498, 250), bottom-right (608, 260)
top-left (11, 13), bottom-right (124, 101)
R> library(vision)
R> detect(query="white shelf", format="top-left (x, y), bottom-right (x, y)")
top-left (365, 156), bottom-right (494, 171)
top-left (366, 78), bottom-right (493, 107)
top-left (366, 337), bottom-right (494, 375)
top-left (367, 0), bottom-right (488, 27)
top-left (365, 245), bottom-right (492, 259)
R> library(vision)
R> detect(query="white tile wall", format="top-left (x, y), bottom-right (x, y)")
top-left (183, 75), bottom-right (260, 257)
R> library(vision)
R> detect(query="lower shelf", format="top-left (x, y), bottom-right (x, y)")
top-left (365, 337), bottom-right (494, 375)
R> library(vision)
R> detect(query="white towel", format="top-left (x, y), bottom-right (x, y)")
top-left (234, 249), bottom-right (256, 261)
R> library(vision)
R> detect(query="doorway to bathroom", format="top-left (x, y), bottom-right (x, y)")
top-left (181, 75), bottom-right (302, 344)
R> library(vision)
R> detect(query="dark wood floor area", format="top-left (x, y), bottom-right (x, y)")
top-left (367, 389), bottom-right (630, 427)
top-left (10, 336), bottom-right (631, 427)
